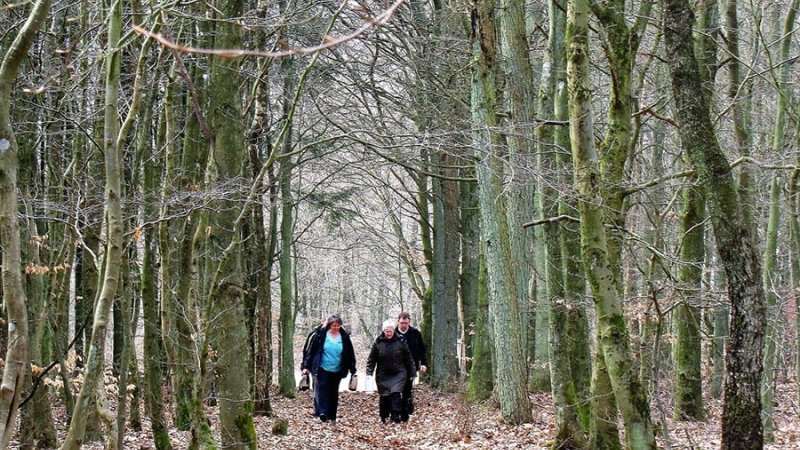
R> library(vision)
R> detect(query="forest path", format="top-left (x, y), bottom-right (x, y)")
top-left (41, 382), bottom-right (800, 449)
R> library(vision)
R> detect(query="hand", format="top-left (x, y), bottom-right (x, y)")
top-left (419, 365), bottom-right (427, 374)
top-left (302, 369), bottom-right (309, 375)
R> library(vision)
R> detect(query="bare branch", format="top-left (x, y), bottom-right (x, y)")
top-left (133, 0), bottom-right (406, 59)
top-left (522, 215), bottom-right (580, 229)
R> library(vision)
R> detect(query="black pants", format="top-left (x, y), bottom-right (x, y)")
top-left (379, 392), bottom-right (402, 423)
top-left (314, 369), bottom-right (343, 421)
top-left (400, 378), bottom-right (414, 421)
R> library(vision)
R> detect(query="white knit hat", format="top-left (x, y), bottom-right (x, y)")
top-left (382, 319), bottom-right (396, 330)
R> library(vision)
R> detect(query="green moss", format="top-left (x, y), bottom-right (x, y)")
top-left (271, 418), bottom-right (289, 436)
top-left (153, 431), bottom-right (173, 450)
top-left (235, 413), bottom-right (258, 449)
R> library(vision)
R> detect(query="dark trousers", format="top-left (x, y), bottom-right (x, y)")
top-left (314, 369), bottom-right (343, 420)
top-left (379, 392), bottom-right (403, 423)
top-left (400, 378), bottom-right (414, 421)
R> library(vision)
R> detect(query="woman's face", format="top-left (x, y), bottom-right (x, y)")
top-left (329, 322), bottom-right (341, 333)
top-left (384, 327), bottom-right (394, 339)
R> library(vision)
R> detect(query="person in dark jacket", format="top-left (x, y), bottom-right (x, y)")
top-left (395, 311), bottom-right (428, 422)
top-left (366, 319), bottom-right (416, 424)
top-left (301, 314), bottom-right (357, 423)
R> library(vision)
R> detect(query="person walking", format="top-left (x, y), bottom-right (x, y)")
top-left (366, 319), bottom-right (416, 424)
top-left (395, 311), bottom-right (428, 422)
top-left (302, 314), bottom-right (357, 423)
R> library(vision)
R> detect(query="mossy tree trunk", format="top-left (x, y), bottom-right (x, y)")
top-left (673, 184), bottom-right (705, 420)
top-left (470, 0), bottom-right (532, 424)
top-left (567, 0), bottom-right (656, 447)
top-left (467, 247), bottom-right (494, 402)
top-left (761, 175), bottom-right (781, 440)
top-left (664, 0), bottom-right (767, 448)
top-left (277, 71), bottom-right (297, 397)
top-left (587, 0), bottom-right (652, 443)
top-left (431, 155), bottom-right (461, 390)
top-left (206, 0), bottom-right (257, 447)
top-left (499, 0), bottom-right (536, 382)
top-left (141, 80), bottom-right (173, 450)
top-left (459, 175), bottom-right (480, 375)
top-left (536, 1), bottom-right (584, 445)
top-left (761, 0), bottom-right (798, 438)
top-left (61, 0), bottom-right (124, 446)
top-left (789, 168), bottom-right (800, 412)
top-left (247, 0), bottom-right (273, 416)
top-left (0, 0), bottom-right (51, 446)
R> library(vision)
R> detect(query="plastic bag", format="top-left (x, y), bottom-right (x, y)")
top-left (298, 373), bottom-right (310, 391)
top-left (348, 374), bottom-right (357, 391)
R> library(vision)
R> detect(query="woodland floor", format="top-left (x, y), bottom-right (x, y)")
top-left (38, 379), bottom-right (800, 449)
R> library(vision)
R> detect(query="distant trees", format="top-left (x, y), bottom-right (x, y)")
top-left (5, 0), bottom-right (800, 448)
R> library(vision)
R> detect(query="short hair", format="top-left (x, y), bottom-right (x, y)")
top-left (382, 319), bottom-right (397, 330)
top-left (325, 314), bottom-right (343, 328)
top-left (397, 311), bottom-right (411, 320)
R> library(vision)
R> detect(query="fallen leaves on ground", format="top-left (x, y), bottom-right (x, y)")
top-left (20, 381), bottom-right (800, 449)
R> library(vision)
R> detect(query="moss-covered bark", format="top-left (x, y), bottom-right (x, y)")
top-left (470, 0), bottom-right (532, 423)
top-left (467, 249), bottom-right (494, 402)
top-left (0, 0), bottom-right (51, 446)
top-left (431, 154), bottom-right (461, 390)
top-left (761, 1), bottom-right (798, 438)
top-left (761, 175), bottom-right (781, 440)
top-left (674, 184), bottom-right (705, 420)
top-left (568, 0), bottom-right (656, 446)
top-left (664, 0), bottom-right (767, 447)
top-left (206, 0), bottom-right (256, 447)
top-left (460, 174), bottom-right (480, 375)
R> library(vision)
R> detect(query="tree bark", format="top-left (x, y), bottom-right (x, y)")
top-left (567, 0), bottom-right (656, 446)
top-left (431, 154), bottom-right (461, 390)
top-left (0, 0), bottom-right (51, 446)
top-left (470, 0), bottom-right (532, 424)
top-left (61, 0), bottom-right (123, 447)
top-left (674, 184), bottom-right (705, 420)
top-left (206, 0), bottom-right (257, 447)
top-left (664, 0), bottom-right (767, 448)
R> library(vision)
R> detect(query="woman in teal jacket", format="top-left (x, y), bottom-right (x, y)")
top-left (301, 314), bottom-right (356, 423)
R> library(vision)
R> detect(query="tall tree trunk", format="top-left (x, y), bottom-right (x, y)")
top-left (567, 0), bottom-right (656, 447)
top-left (431, 157), bottom-right (461, 389)
top-left (206, 0), bottom-right (257, 447)
top-left (674, 184), bottom-right (705, 420)
top-left (499, 0), bottom-right (536, 378)
top-left (588, 0), bottom-right (652, 443)
top-left (470, 0), bottom-right (532, 424)
top-left (248, 67), bottom-right (274, 418)
top-left (537, 0), bottom-right (583, 444)
top-left (417, 150), bottom-right (434, 368)
top-left (142, 105), bottom-right (173, 450)
top-left (761, 0), bottom-right (798, 437)
top-left (761, 175), bottom-right (781, 440)
top-left (0, 0), bottom-right (51, 446)
top-left (459, 175), bottom-right (480, 375)
top-left (551, 2), bottom-right (591, 430)
top-left (277, 94), bottom-right (297, 397)
top-left (789, 168), bottom-right (800, 413)
top-left (467, 249), bottom-right (494, 402)
top-left (664, 1), bottom-right (767, 448)
top-left (61, 0), bottom-right (124, 446)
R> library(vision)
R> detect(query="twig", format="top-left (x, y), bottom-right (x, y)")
top-left (18, 313), bottom-right (92, 409)
top-left (521, 214), bottom-right (580, 229)
top-left (132, 0), bottom-right (406, 59)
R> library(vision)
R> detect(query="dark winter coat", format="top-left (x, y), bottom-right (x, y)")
top-left (395, 326), bottom-right (428, 370)
top-left (300, 325), bottom-right (323, 371)
top-left (366, 334), bottom-right (416, 395)
top-left (303, 327), bottom-right (357, 377)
